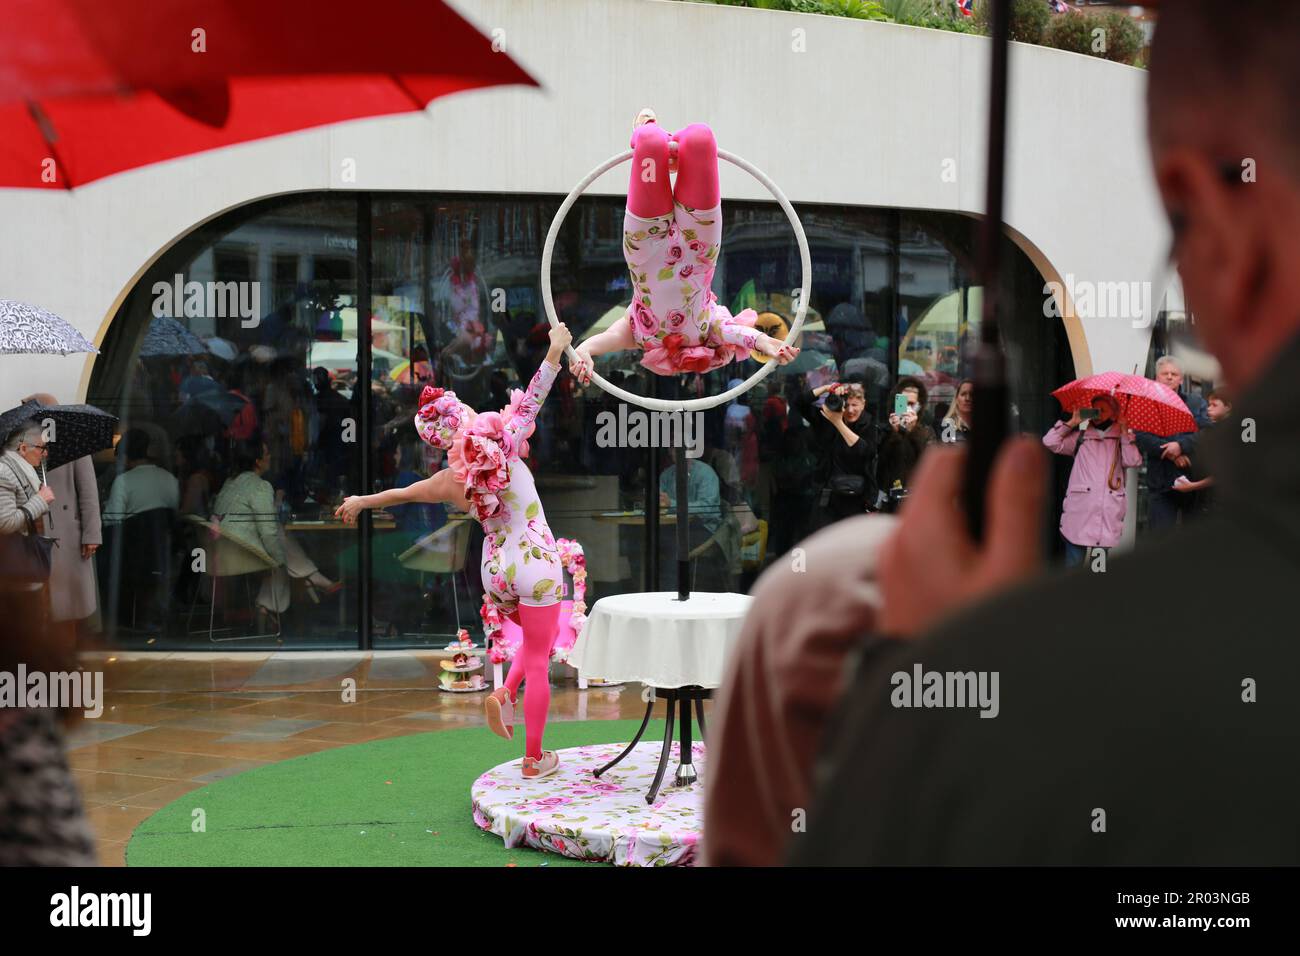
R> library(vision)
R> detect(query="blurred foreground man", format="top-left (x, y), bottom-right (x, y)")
top-left (789, 2), bottom-right (1300, 864)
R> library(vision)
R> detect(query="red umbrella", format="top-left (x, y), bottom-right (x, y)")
top-left (1052, 372), bottom-right (1198, 437)
top-left (0, 0), bottom-right (537, 189)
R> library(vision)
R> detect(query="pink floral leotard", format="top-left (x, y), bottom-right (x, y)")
top-left (624, 200), bottom-right (761, 375)
top-left (414, 361), bottom-right (563, 618)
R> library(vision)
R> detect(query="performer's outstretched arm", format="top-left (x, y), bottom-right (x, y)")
top-left (507, 323), bottom-right (571, 444)
top-left (335, 469), bottom-right (470, 524)
top-left (570, 314), bottom-right (634, 385)
top-left (719, 320), bottom-right (762, 351)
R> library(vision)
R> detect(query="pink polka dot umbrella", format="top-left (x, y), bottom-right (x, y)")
top-left (1052, 372), bottom-right (1198, 437)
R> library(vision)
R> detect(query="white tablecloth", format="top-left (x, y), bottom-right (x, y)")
top-left (568, 591), bottom-right (753, 689)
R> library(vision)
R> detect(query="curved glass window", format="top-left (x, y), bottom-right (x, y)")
top-left (86, 192), bottom-right (1070, 650)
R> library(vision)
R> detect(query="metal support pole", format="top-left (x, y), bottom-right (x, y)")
top-left (358, 195), bottom-right (373, 649)
top-left (963, 0), bottom-right (1012, 544)
top-left (675, 442), bottom-right (689, 601)
top-left (646, 379), bottom-right (661, 593)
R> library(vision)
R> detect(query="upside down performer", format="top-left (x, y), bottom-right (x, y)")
top-left (569, 110), bottom-right (801, 382)
top-left (336, 323), bottom-right (573, 779)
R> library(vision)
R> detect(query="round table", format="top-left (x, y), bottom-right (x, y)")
top-left (568, 591), bottom-right (752, 803)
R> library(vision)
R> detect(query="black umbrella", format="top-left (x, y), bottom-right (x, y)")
top-left (166, 400), bottom-right (226, 439)
top-left (0, 400), bottom-right (118, 472)
top-left (166, 389), bottom-right (247, 437)
top-left (189, 387), bottom-right (248, 424)
top-left (140, 316), bottom-right (207, 358)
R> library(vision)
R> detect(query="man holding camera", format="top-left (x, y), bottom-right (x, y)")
top-left (793, 379), bottom-right (877, 526)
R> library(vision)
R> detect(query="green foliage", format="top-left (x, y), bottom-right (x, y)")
top-left (1043, 8), bottom-right (1143, 65)
top-left (879, 0), bottom-right (932, 19)
top-left (974, 0), bottom-right (1051, 45)
top-left (877, 0), bottom-right (979, 33)
top-left (1041, 8), bottom-right (1091, 54)
top-left (1094, 10), bottom-right (1144, 65)
top-left (790, 0), bottom-right (890, 18)
top-left (676, 0), bottom-right (1142, 58)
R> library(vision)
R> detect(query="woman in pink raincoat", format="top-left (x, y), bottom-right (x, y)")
top-left (1042, 394), bottom-right (1142, 566)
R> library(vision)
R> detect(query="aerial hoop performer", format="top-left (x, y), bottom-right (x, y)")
top-left (336, 324), bottom-right (573, 780)
top-left (569, 110), bottom-right (801, 383)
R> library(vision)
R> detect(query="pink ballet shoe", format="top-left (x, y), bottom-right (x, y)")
top-left (485, 687), bottom-right (514, 740)
top-left (521, 750), bottom-right (559, 780)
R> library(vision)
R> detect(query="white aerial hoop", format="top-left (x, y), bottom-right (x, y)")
top-left (540, 147), bottom-right (811, 413)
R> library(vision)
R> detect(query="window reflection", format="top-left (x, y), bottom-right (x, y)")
top-left (88, 194), bottom-right (1067, 650)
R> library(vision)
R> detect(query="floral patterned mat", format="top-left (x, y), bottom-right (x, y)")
top-left (472, 741), bottom-right (706, 866)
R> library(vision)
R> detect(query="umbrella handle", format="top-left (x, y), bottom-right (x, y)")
top-left (39, 461), bottom-right (50, 530)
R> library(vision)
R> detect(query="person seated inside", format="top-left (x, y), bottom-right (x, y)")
top-left (210, 438), bottom-right (341, 624)
top-left (103, 428), bottom-right (179, 524)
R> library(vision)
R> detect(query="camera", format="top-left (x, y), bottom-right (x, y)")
top-left (825, 391), bottom-right (844, 412)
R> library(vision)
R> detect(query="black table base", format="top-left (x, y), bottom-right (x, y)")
top-left (592, 685), bottom-right (710, 804)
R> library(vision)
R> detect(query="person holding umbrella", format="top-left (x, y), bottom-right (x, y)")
top-left (0, 421), bottom-right (56, 567)
top-left (1042, 392), bottom-right (1141, 566)
top-left (1, 397), bottom-right (118, 615)
top-left (23, 393), bottom-right (103, 657)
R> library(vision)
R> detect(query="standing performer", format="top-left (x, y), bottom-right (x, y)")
top-left (336, 324), bottom-right (573, 780)
top-left (570, 110), bottom-right (800, 381)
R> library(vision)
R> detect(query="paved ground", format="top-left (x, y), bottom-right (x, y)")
top-left (67, 651), bottom-right (665, 866)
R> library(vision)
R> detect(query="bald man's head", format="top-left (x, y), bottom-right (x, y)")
top-left (1148, 2), bottom-right (1300, 181)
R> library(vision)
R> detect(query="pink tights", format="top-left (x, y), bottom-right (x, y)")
top-left (627, 122), bottom-right (720, 219)
top-left (502, 602), bottom-right (562, 760)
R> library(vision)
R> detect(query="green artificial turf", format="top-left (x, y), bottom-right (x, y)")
top-left (126, 718), bottom-right (665, 867)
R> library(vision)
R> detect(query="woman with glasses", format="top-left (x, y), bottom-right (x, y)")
top-left (0, 422), bottom-right (55, 540)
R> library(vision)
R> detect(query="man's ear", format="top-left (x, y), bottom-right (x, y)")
top-left (1156, 148), bottom-right (1252, 330)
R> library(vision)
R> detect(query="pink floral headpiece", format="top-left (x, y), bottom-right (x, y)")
top-left (414, 386), bottom-right (476, 451)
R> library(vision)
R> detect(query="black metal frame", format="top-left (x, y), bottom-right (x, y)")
top-left (593, 685), bottom-right (710, 804)
top-left (963, 0), bottom-right (1012, 543)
